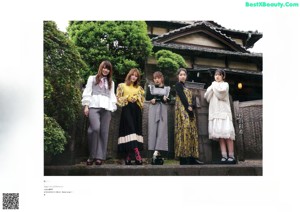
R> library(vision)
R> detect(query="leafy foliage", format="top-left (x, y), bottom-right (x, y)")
top-left (44, 21), bottom-right (87, 154)
top-left (44, 114), bottom-right (67, 155)
top-left (155, 49), bottom-right (187, 77)
top-left (44, 21), bottom-right (86, 131)
top-left (44, 78), bottom-right (53, 100)
top-left (67, 21), bottom-right (153, 83)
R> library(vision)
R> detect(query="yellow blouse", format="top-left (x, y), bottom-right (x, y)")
top-left (116, 83), bottom-right (145, 109)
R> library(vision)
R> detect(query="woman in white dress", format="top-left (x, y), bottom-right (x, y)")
top-left (204, 69), bottom-right (236, 164)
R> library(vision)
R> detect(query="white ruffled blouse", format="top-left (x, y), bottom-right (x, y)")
top-left (81, 76), bottom-right (117, 112)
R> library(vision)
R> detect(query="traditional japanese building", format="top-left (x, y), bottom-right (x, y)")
top-left (145, 21), bottom-right (263, 101)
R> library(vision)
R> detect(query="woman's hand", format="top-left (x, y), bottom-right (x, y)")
top-left (150, 99), bottom-right (156, 105)
top-left (84, 106), bottom-right (89, 117)
top-left (188, 106), bottom-right (193, 111)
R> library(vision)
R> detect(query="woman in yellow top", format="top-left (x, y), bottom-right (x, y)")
top-left (116, 68), bottom-right (145, 165)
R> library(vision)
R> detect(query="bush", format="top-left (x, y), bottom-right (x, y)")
top-left (44, 114), bottom-right (67, 155)
top-left (155, 49), bottom-right (187, 77)
top-left (157, 57), bottom-right (179, 75)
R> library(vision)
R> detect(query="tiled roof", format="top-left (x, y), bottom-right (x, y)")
top-left (153, 42), bottom-right (262, 59)
top-left (189, 20), bottom-right (262, 36)
top-left (152, 21), bottom-right (250, 53)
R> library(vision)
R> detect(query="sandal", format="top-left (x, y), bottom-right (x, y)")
top-left (135, 159), bottom-right (143, 165)
top-left (125, 159), bottom-right (132, 165)
top-left (95, 159), bottom-right (102, 165)
top-left (86, 159), bottom-right (94, 165)
top-left (125, 153), bottom-right (132, 165)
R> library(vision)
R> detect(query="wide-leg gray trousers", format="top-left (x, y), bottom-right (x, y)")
top-left (148, 103), bottom-right (168, 151)
top-left (88, 108), bottom-right (111, 160)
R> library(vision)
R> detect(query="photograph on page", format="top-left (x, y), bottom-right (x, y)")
top-left (1, 0), bottom-right (300, 211)
top-left (44, 20), bottom-right (262, 177)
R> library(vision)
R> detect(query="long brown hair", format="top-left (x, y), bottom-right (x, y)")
top-left (124, 68), bottom-right (141, 87)
top-left (95, 60), bottom-right (113, 90)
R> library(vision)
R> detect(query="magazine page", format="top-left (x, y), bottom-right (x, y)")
top-left (0, 0), bottom-right (299, 211)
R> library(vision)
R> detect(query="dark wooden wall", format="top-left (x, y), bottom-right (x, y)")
top-left (47, 89), bottom-right (262, 165)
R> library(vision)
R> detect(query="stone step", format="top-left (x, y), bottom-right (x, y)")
top-left (44, 160), bottom-right (262, 176)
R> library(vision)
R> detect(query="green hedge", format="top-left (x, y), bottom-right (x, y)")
top-left (44, 114), bottom-right (67, 155)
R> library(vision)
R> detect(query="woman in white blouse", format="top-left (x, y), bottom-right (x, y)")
top-left (81, 61), bottom-right (117, 165)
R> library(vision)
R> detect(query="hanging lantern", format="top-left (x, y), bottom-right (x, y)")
top-left (238, 82), bottom-right (243, 90)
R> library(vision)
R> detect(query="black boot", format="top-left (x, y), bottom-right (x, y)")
top-left (189, 157), bottom-right (204, 165)
top-left (151, 155), bottom-right (164, 165)
top-left (179, 157), bottom-right (189, 165)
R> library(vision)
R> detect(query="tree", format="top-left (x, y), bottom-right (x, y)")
top-left (67, 21), bottom-right (153, 83)
top-left (155, 49), bottom-right (188, 84)
top-left (44, 21), bottom-right (88, 155)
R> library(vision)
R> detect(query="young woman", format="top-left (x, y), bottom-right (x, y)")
top-left (204, 69), bottom-right (236, 164)
top-left (116, 68), bottom-right (145, 165)
top-left (146, 71), bottom-right (170, 165)
top-left (82, 60), bottom-right (117, 165)
top-left (174, 68), bottom-right (203, 165)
